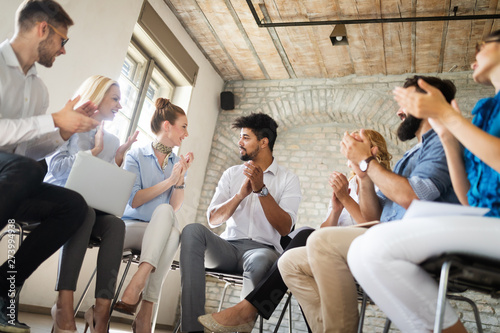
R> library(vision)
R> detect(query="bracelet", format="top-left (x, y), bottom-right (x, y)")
top-left (174, 184), bottom-right (185, 189)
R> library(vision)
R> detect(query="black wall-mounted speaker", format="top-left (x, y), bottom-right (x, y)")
top-left (220, 91), bottom-right (234, 110)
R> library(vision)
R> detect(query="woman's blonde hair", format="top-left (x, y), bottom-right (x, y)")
top-left (150, 98), bottom-right (186, 134)
top-left (352, 129), bottom-right (392, 171)
top-left (75, 75), bottom-right (119, 107)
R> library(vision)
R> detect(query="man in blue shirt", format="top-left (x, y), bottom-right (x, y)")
top-left (278, 76), bottom-right (458, 333)
top-left (346, 76), bottom-right (459, 222)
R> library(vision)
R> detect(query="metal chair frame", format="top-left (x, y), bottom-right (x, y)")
top-left (421, 253), bottom-right (500, 333)
top-left (170, 260), bottom-right (294, 333)
top-left (76, 248), bottom-right (163, 332)
top-left (359, 253), bottom-right (499, 332)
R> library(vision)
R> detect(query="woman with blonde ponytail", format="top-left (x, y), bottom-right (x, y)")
top-left (114, 98), bottom-right (194, 333)
top-left (45, 75), bottom-right (138, 333)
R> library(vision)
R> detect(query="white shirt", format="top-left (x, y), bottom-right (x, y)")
top-left (0, 40), bottom-right (63, 159)
top-left (44, 129), bottom-right (120, 186)
top-left (207, 158), bottom-right (302, 253)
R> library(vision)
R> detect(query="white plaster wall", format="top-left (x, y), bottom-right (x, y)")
top-left (0, 0), bottom-right (223, 327)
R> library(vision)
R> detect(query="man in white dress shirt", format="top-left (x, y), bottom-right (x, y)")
top-left (0, 1), bottom-right (99, 331)
top-left (179, 113), bottom-right (302, 333)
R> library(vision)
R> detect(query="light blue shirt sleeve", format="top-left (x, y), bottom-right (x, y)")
top-left (122, 145), bottom-right (179, 221)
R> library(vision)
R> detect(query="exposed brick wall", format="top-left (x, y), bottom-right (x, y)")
top-left (195, 73), bottom-right (499, 332)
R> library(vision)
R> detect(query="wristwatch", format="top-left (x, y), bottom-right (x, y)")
top-left (253, 185), bottom-right (269, 197)
top-left (359, 156), bottom-right (376, 172)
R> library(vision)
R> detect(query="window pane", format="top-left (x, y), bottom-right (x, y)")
top-left (110, 45), bottom-right (176, 146)
top-left (118, 76), bottom-right (138, 118)
top-left (137, 98), bottom-right (156, 142)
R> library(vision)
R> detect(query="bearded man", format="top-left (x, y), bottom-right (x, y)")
top-left (278, 76), bottom-right (459, 333)
top-left (179, 113), bottom-right (301, 333)
top-left (0, 1), bottom-right (99, 331)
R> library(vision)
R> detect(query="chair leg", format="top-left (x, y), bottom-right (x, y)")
top-left (172, 317), bottom-right (181, 333)
top-left (357, 291), bottom-right (368, 333)
top-left (288, 293), bottom-right (292, 333)
top-left (151, 299), bottom-right (161, 333)
top-left (259, 315), bottom-right (263, 333)
top-left (217, 281), bottom-right (232, 312)
top-left (273, 292), bottom-right (292, 333)
top-left (434, 260), bottom-right (452, 333)
top-left (448, 295), bottom-right (483, 333)
top-left (382, 318), bottom-right (392, 333)
top-left (74, 267), bottom-right (97, 316)
top-left (108, 254), bottom-right (134, 330)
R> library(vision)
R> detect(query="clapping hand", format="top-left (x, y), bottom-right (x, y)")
top-left (115, 130), bottom-right (139, 166)
top-left (53, 96), bottom-right (99, 140)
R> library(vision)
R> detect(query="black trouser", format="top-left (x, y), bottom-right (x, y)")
top-left (247, 227), bottom-right (314, 328)
top-left (0, 152), bottom-right (87, 296)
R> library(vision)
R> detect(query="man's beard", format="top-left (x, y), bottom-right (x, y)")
top-left (37, 39), bottom-right (56, 68)
top-left (239, 146), bottom-right (259, 161)
top-left (397, 114), bottom-right (422, 141)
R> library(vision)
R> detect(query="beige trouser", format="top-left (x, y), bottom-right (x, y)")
top-left (123, 204), bottom-right (180, 303)
top-left (278, 227), bottom-right (367, 333)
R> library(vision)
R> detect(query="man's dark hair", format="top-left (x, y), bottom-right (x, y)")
top-left (16, 0), bottom-right (74, 32)
top-left (232, 113), bottom-right (279, 152)
top-left (397, 76), bottom-right (456, 142)
top-left (403, 75), bottom-right (456, 103)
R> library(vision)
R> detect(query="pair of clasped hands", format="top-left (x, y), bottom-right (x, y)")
top-left (238, 161), bottom-right (265, 198)
top-left (169, 152), bottom-right (194, 186)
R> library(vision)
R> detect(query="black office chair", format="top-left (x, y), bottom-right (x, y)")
top-left (172, 231), bottom-right (298, 333)
top-left (420, 253), bottom-right (500, 333)
top-left (371, 253), bottom-right (499, 333)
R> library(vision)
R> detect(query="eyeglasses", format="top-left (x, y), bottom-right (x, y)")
top-left (37, 22), bottom-right (69, 48)
top-left (475, 39), bottom-right (500, 54)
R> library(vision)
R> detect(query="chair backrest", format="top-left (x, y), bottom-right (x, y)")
top-left (279, 224), bottom-right (296, 249)
top-left (421, 253), bottom-right (500, 298)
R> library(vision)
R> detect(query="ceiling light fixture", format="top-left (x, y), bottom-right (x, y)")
top-left (330, 24), bottom-right (348, 46)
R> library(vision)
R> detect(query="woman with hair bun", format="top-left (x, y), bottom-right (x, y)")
top-left (114, 98), bottom-right (193, 333)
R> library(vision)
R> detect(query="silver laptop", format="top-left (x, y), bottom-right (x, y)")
top-left (65, 151), bottom-right (136, 217)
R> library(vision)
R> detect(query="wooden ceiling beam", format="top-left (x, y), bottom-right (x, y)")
top-left (164, 0), bottom-right (243, 80)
